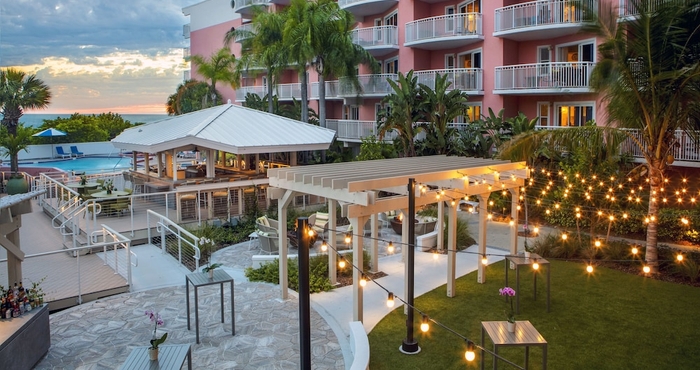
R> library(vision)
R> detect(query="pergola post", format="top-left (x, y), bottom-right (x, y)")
top-left (290, 151), bottom-right (297, 166)
top-left (509, 187), bottom-right (520, 255)
top-left (171, 149), bottom-right (178, 181)
top-left (206, 149), bottom-right (215, 177)
top-left (255, 153), bottom-right (260, 174)
top-left (370, 213), bottom-right (379, 273)
top-left (132, 151), bottom-right (138, 171)
top-left (328, 199), bottom-right (337, 285)
top-left (437, 200), bottom-right (445, 251)
top-left (352, 215), bottom-right (367, 322)
top-left (156, 152), bottom-right (162, 177)
top-left (144, 154), bottom-right (150, 174)
top-left (401, 208), bottom-right (409, 315)
top-left (278, 190), bottom-right (295, 300)
top-left (446, 201), bottom-right (457, 297)
top-left (476, 192), bottom-right (490, 284)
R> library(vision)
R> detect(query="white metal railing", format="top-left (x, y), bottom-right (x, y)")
top-left (235, 23), bottom-right (255, 43)
top-left (338, 0), bottom-right (396, 8)
top-left (405, 13), bottom-right (482, 44)
top-left (276, 83), bottom-right (304, 100)
top-left (311, 80), bottom-right (341, 99)
top-left (621, 129), bottom-right (700, 162)
top-left (495, 0), bottom-right (596, 33)
top-left (233, 0), bottom-right (268, 12)
top-left (183, 47), bottom-right (190, 59)
top-left (183, 24), bottom-right (190, 39)
top-left (351, 26), bottom-right (399, 49)
top-left (147, 210), bottom-right (201, 271)
top-left (326, 119), bottom-right (398, 142)
top-left (414, 68), bottom-right (483, 92)
top-left (494, 62), bottom-right (594, 90)
top-left (91, 225), bottom-right (134, 287)
top-left (338, 74), bottom-right (398, 96)
top-left (236, 85), bottom-right (270, 101)
top-left (618, 0), bottom-right (678, 18)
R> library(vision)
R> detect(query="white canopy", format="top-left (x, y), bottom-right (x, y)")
top-left (111, 104), bottom-right (337, 154)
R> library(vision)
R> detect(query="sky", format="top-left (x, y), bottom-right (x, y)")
top-left (1, 0), bottom-right (194, 114)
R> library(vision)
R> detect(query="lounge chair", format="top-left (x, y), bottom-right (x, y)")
top-left (56, 147), bottom-right (71, 159)
top-left (70, 146), bottom-right (84, 157)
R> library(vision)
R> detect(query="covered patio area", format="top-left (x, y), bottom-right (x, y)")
top-left (266, 155), bottom-right (529, 322)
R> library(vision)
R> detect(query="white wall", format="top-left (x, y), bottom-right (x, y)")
top-left (13, 142), bottom-right (121, 161)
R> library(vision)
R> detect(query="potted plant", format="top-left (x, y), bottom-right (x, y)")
top-left (499, 286), bottom-right (517, 333)
top-left (102, 179), bottom-right (114, 194)
top-left (0, 125), bottom-right (33, 194)
top-left (202, 262), bottom-right (222, 279)
top-left (145, 310), bottom-right (167, 361)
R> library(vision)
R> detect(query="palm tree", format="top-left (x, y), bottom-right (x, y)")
top-left (418, 73), bottom-right (469, 155)
top-left (500, 0), bottom-right (700, 272)
top-left (189, 47), bottom-right (240, 108)
top-left (224, 6), bottom-right (288, 114)
top-left (377, 71), bottom-right (424, 157)
top-left (0, 125), bottom-right (33, 176)
top-left (166, 80), bottom-right (216, 116)
top-left (0, 68), bottom-right (52, 136)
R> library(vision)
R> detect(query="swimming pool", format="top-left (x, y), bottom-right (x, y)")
top-left (19, 156), bottom-right (132, 174)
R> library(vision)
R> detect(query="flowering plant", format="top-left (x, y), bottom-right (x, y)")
top-left (499, 287), bottom-right (516, 323)
top-left (79, 175), bottom-right (87, 185)
top-left (102, 179), bottom-right (115, 193)
top-left (145, 310), bottom-right (167, 349)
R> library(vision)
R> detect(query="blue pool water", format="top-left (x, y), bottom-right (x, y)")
top-left (19, 156), bottom-right (132, 174)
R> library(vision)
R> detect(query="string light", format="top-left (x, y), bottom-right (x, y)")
top-left (532, 259), bottom-right (540, 270)
top-left (481, 255), bottom-right (488, 265)
top-left (420, 315), bottom-right (430, 333)
top-left (561, 234), bottom-right (568, 240)
top-left (338, 256), bottom-right (346, 269)
top-left (359, 274), bottom-right (367, 287)
top-left (344, 233), bottom-right (352, 244)
top-left (307, 228), bottom-right (315, 237)
top-left (676, 254), bottom-right (684, 262)
top-left (465, 341), bottom-right (476, 362)
top-left (586, 265), bottom-right (594, 273)
top-left (643, 265), bottom-right (651, 274)
top-left (387, 241), bottom-right (395, 254)
top-left (386, 292), bottom-right (395, 308)
top-left (594, 240), bottom-right (602, 247)
top-left (321, 240), bottom-right (328, 252)
top-left (631, 247), bottom-right (639, 255)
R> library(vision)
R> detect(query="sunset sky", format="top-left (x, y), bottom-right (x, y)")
top-left (1, 0), bottom-right (193, 114)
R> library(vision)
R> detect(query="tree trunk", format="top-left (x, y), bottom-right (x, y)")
top-left (300, 69), bottom-right (309, 123)
top-left (267, 68), bottom-right (274, 114)
top-left (645, 161), bottom-right (663, 273)
top-left (319, 72), bottom-right (326, 128)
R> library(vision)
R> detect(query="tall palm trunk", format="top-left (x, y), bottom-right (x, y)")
top-left (319, 72), bottom-right (326, 128)
top-left (267, 68), bottom-right (274, 113)
top-left (645, 160), bottom-right (664, 273)
top-left (300, 69), bottom-right (309, 123)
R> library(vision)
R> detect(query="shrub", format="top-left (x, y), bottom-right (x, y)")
top-left (245, 255), bottom-right (333, 293)
top-left (338, 250), bottom-right (372, 278)
top-left (601, 239), bottom-right (633, 261)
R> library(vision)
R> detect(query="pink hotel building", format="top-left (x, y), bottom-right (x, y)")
top-left (182, 0), bottom-right (634, 149)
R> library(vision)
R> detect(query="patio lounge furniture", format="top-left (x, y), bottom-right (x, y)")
top-left (70, 146), bottom-right (84, 157)
top-left (56, 147), bottom-right (71, 159)
top-left (257, 232), bottom-right (283, 254)
top-left (255, 215), bottom-right (280, 235)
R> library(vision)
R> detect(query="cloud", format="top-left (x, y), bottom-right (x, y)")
top-left (0, 0), bottom-right (196, 114)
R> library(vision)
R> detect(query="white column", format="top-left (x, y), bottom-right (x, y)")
top-left (172, 149), bottom-right (178, 181)
top-left (476, 193), bottom-right (490, 284)
top-left (437, 200), bottom-right (445, 251)
top-left (206, 149), bottom-right (215, 177)
top-left (446, 202), bottom-right (457, 297)
top-left (132, 151), bottom-right (138, 171)
top-left (255, 153), bottom-right (260, 174)
top-left (156, 152), bottom-right (162, 177)
top-left (144, 153), bottom-right (150, 174)
top-left (278, 190), bottom-right (295, 300)
top-left (509, 187), bottom-right (520, 255)
top-left (328, 199), bottom-right (337, 285)
top-left (290, 151), bottom-right (297, 166)
top-left (370, 213), bottom-right (379, 273)
top-left (352, 216), bottom-right (366, 322)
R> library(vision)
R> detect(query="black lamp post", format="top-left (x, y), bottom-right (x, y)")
top-left (401, 178), bottom-right (420, 353)
top-left (297, 217), bottom-right (311, 369)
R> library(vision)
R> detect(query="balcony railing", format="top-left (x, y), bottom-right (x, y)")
top-left (183, 47), bottom-right (190, 59)
top-left (276, 83), bottom-right (304, 100)
top-left (235, 86), bottom-right (269, 102)
top-left (414, 68), bottom-right (483, 93)
top-left (311, 81), bottom-right (341, 99)
top-left (351, 25), bottom-right (399, 50)
top-left (621, 129), bottom-right (700, 163)
top-left (233, 0), bottom-right (268, 14)
top-left (405, 13), bottom-right (482, 45)
top-left (326, 119), bottom-right (398, 142)
top-left (235, 23), bottom-right (255, 43)
top-left (338, 0), bottom-right (398, 18)
top-left (183, 24), bottom-right (190, 39)
top-left (494, 0), bottom-right (595, 34)
top-left (618, 0), bottom-right (680, 18)
top-left (494, 62), bottom-right (594, 92)
top-left (338, 74), bottom-right (398, 97)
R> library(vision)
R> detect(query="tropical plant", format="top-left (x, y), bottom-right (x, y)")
top-left (501, 0), bottom-right (700, 272)
top-left (189, 47), bottom-right (240, 108)
top-left (417, 73), bottom-right (469, 155)
top-left (0, 68), bottom-right (52, 137)
top-left (39, 113), bottom-right (133, 142)
top-left (356, 136), bottom-right (395, 161)
top-left (225, 5), bottom-right (288, 114)
top-left (377, 70), bottom-right (424, 157)
top-left (0, 125), bottom-right (33, 175)
top-left (166, 80), bottom-right (216, 115)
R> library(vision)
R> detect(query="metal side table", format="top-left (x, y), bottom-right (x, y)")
top-left (504, 254), bottom-right (551, 314)
top-left (121, 344), bottom-right (192, 370)
top-left (481, 321), bottom-right (547, 370)
top-left (186, 270), bottom-right (235, 344)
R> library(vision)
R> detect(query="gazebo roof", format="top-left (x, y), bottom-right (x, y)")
top-left (111, 104), bottom-right (337, 154)
top-left (268, 155), bottom-right (528, 218)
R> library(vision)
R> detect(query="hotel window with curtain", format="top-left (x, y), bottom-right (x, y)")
top-left (455, 103), bottom-right (482, 123)
top-left (556, 103), bottom-right (593, 126)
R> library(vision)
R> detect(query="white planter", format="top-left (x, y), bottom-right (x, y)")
top-left (507, 321), bottom-right (515, 333)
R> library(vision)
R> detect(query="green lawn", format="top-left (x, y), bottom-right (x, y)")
top-left (368, 260), bottom-right (700, 369)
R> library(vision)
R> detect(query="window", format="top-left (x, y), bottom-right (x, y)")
top-left (459, 0), bottom-right (480, 32)
top-left (556, 102), bottom-right (593, 126)
top-left (385, 11), bottom-right (397, 27)
top-left (455, 102), bottom-right (482, 123)
top-left (538, 102), bottom-right (550, 126)
top-left (558, 41), bottom-right (594, 62)
top-left (374, 18), bottom-right (383, 41)
top-left (458, 49), bottom-right (482, 69)
top-left (446, 6), bottom-right (455, 32)
top-left (445, 54), bottom-right (455, 69)
top-left (384, 57), bottom-right (398, 74)
top-left (344, 105), bottom-right (359, 120)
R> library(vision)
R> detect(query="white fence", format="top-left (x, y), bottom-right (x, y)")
top-left (351, 26), bottom-right (398, 48)
top-left (495, 0), bottom-right (595, 33)
top-left (495, 62), bottom-right (594, 91)
top-left (414, 68), bottom-right (483, 92)
top-left (405, 13), bottom-right (482, 44)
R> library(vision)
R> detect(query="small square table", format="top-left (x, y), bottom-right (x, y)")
top-left (504, 254), bottom-right (551, 314)
top-left (480, 321), bottom-right (547, 370)
top-left (185, 270), bottom-right (235, 344)
top-left (121, 344), bottom-right (192, 370)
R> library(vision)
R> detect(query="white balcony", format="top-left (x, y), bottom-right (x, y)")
top-left (351, 26), bottom-right (399, 57)
top-left (494, 0), bottom-right (596, 41)
top-left (414, 68), bottom-right (483, 95)
top-left (234, 83), bottom-right (305, 102)
top-left (234, 23), bottom-right (255, 44)
top-left (235, 86), bottom-right (268, 102)
top-left (405, 13), bottom-right (483, 50)
top-left (338, 0), bottom-right (398, 19)
top-left (233, 0), bottom-right (268, 16)
top-left (183, 47), bottom-right (190, 59)
top-left (183, 24), bottom-right (190, 39)
top-left (338, 74), bottom-right (398, 97)
top-left (311, 81), bottom-right (342, 100)
top-left (618, 0), bottom-right (680, 21)
top-left (326, 119), bottom-right (397, 143)
top-left (621, 129), bottom-right (700, 166)
top-left (494, 62), bottom-right (595, 94)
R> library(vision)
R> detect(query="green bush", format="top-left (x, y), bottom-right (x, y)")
top-left (338, 250), bottom-right (372, 278)
top-left (245, 255), bottom-right (333, 293)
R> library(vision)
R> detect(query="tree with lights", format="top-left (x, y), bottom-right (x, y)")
top-left (500, 0), bottom-right (700, 273)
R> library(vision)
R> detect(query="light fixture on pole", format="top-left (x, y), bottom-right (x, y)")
top-left (400, 178), bottom-right (420, 354)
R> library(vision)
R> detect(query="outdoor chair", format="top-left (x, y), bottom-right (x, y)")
top-left (56, 147), bottom-right (71, 159)
top-left (70, 146), bottom-right (84, 157)
top-left (257, 231), bottom-right (283, 255)
top-left (310, 212), bottom-right (329, 238)
top-left (111, 197), bottom-right (131, 216)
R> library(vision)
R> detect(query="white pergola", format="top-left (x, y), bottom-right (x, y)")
top-left (267, 155), bottom-right (529, 322)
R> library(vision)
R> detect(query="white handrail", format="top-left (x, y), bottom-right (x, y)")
top-left (146, 210), bottom-right (201, 271)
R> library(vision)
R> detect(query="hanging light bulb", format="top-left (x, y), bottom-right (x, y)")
top-left (677, 254), bottom-right (684, 262)
top-left (321, 241), bottom-right (328, 252)
top-left (386, 292), bottom-right (395, 308)
top-left (465, 341), bottom-right (476, 362)
top-left (338, 257), bottom-right (346, 269)
top-left (631, 247), bottom-right (639, 255)
top-left (359, 274), bottom-right (367, 287)
top-left (387, 241), bottom-right (395, 254)
top-left (532, 259), bottom-right (540, 270)
top-left (643, 265), bottom-right (651, 274)
top-left (433, 251), bottom-right (439, 260)
top-left (420, 315), bottom-right (430, 333)
top-left (594, 240), bottom-right (601, 248)
top-left (307, 228), bottom-right (315, 237)
top-left (533, 227), bottom-right (539, 234)
top-left (344, 233), bottom-right (352, 244)
top-left (481, 255), bottom-right (488, 265)
top-left (586, 265), bottom-right (594, 273)
top-left (561, 234), bottom-right (568, 240)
